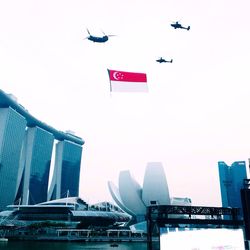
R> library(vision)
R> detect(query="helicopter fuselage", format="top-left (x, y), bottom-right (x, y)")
top-left (156, 58), bottom-right (173, 63)
top-left (156, 59), bottom-right (166, 63)
top-left (171, 23), bottom-right (190, 30)
top-left (88, 35), bottom-right (109, 43)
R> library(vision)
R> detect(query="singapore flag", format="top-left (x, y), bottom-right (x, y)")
top-left (108, 69), bottom-right (148, 92)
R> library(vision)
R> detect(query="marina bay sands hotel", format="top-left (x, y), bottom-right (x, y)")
top-left (0, 89), bottom-right (84, 211)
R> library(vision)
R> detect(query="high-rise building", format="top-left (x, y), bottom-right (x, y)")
top-left (15, 127), bottom-right (54, 205)
top-left (0, 89), bottom-right (84, 210)
top-left (0, 107), bottom-right (27, 210)
top-left (48, 140), bottom-right (83, 200)
top-left (218, 161), bottom-right (247, 211)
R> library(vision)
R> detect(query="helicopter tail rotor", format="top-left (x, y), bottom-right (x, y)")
top-left (187, 26), bottom-right (190, 31)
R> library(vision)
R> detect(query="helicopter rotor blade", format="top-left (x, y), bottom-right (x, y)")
top-left (101, 29), bottom-right (116, 37)
top-left (171, 19), bottom-right (181, 24)
top-left (86, 29), bottom-right (91, 35)
top-left (100, 29), bottom-right (106, 36)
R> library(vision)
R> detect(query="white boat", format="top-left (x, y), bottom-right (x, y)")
top-left (0, 238), bottom-right (8, 242)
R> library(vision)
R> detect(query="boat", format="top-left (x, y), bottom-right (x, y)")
top-left (0, 238), bottom-right (8, 242)
top-left (110, 243), bottom-right (119, 247)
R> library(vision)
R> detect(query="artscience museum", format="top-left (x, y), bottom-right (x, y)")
top-left (108, 162), bottom-right (192, 228)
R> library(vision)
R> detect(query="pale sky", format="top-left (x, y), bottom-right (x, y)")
top-left (1, 0), bottom-right (250, 206)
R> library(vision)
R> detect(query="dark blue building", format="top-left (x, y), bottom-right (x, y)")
top-left (218, 161), bottom-right (247, 213)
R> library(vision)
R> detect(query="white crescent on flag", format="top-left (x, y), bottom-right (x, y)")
top-left (113, 72), bottom-right (124, 81)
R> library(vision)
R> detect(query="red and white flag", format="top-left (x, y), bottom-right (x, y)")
top-left (108, 69), bottom-right (148, 92)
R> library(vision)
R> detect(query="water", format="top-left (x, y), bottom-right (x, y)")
top-left (0, 241), bottom-right (148, 250)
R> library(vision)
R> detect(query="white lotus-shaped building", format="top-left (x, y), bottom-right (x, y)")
top-left (108, 162), bottom-right (191, 224)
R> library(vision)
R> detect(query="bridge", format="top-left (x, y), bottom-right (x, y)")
top-left (146, 205), bottom-right (244, 250)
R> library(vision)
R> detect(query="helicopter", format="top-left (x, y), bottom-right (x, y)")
top-left (156, 57), bottom-right (173, 63)
top-left (171, 21), bottom-right (190, 31)
top-left (84, 29), bottom-right (115, 43)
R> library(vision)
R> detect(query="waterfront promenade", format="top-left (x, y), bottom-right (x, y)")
top-left (0, 241), bottom-right (148, 250)
top-left (3, 228), bottom-right (148, 243)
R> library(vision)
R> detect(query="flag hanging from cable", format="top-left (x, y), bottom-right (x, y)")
top-left (107, 69), bottom-right (148, 92)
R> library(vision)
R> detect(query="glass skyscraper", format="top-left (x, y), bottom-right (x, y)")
top-left (218, 161), bottom-right (247, 211)
top-left (16, 127), bottom-right (54, 205)
top-left (0, 107), bottom-right (27, 210)
top-left (48, 140), bottom-right (83, 200)
top-left (0, 89), bottom-right (84, 211)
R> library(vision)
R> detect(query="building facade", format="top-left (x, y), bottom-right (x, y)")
top-left (218, 161), bottom-right (247, 211)
top-left (0, 89), bottom-right (84, 210)
top-left (16, 127), bottom-right (55, 205)
top-left (48, 140), bottom-right (83, 200)
top-left (0, 197), bottom-right (131, 230)
top-left (0, 108), bottom-right (27, 211)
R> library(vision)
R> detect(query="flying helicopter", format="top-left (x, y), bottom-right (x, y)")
top-left (84, 29), bottom-right (115, 43)
top-left (156, 57), bottom-right (173, 63)
top-left (171, 21), bottom-right (190, 31)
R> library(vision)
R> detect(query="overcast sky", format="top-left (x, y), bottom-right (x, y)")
top-left (1, 0), bottom-right (250, 206)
